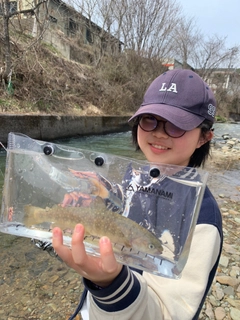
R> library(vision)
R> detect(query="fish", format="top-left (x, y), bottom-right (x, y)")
top-left (24, 197), bottom-right (163, 256)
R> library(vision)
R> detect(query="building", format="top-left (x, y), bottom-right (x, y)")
top-left (2, 0), bottom-right (122, 61)
top-left (203, 68), bottom-right (240, 94)
top-left (161, 58), bottom-right (194, 71)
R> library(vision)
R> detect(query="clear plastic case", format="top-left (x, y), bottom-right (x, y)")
top-left (0, 133), bottom-right (208, 278)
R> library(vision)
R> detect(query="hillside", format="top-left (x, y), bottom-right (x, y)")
top-left (1, 35), bottom-right (238, 121)
top-left (0, 37), bottom-right (169, 117)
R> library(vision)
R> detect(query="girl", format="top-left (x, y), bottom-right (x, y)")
top-left (52, 69), bottom-right (223, 320)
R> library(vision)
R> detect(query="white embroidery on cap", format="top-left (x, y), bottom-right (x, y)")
top-left (208, 104), bottom-right (216, 117)
top-left (159, 83), bottom-right (178, 93)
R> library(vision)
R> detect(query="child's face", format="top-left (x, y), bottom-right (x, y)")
top-left (137, 115), bottom-right (206, 167)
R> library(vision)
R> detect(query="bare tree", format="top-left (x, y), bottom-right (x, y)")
top-left (0, 0), bottom-right (48, 88)
top-left (193, 36), bottom-right (240, 80)
top-left (112, 0), bottom-right (181, 59)
top-left (171, 16), bottom-right (202, 69)
top-left (67, 0), bottom-right (182, 62)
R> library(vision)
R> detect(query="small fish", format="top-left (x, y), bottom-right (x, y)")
top-left (24, 197), bottom-right (163, 256)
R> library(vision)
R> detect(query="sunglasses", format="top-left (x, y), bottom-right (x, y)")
top-left (138, 115), bottom-right (186, 138)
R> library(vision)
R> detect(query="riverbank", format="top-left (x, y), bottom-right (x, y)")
top-left (0, 115), bottom-right (130, 145)
top-left (0, 137), bottom-right (239, 320)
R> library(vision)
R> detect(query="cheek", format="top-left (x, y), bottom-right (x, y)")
top-left (179, 131), bottom-right (202, 151)
top-left (137, 128), bottom-right (147, 148)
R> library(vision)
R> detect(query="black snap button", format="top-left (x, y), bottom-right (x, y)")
top-left (149, 168), bottom-right (160, 178)
top-left (43, 144), bottom-right (54, 156)
top-left (94, 156), bottom-right (104, 166)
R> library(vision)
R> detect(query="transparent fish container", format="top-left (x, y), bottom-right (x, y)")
top-left (0, 133), bottom-right (208, 278)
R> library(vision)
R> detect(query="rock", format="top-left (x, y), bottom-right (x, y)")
top-left (222, 134), bottom-right (232, 140)
top-left (219, 255), bottom-right (229, 267)
top-left (218, 194), bottom-right (225, 198)
top-left (226, 297), bottom-right (240, 308)
top-left (215, 286), bottom-right (224, 300)
top-left (227, 140), bottom-right (236, 146)
top-left (223, 286), bottom-right (235, 296)
top-left (229, 209), bottom-right (239, 215)
top-left (230, 307), bottom-right (240, 320)
top-left (205, 301), bottom-right (215, 319)
top-left (220, 207), bottom-right (228, 212)
top-left (48, 303), bottom-right (57, 311)
top-left (49, 275), bottom-right (60, 283)
top-left (216, 275), bottom-right (240, 287)
top-left (208, 294), bottom-right (219, 307)
top-left (230, 267), bottom-right (240, 278)
top-left (222, 145), bottom-right (231, 151)
top-left (214, 306), bottom-right (226, 320)
top-left (223, 243), bottom-right (239, 255)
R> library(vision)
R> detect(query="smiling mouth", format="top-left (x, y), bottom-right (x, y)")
top-left (151, 144), bottom-right (169, 150)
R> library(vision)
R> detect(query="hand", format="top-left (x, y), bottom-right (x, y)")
top-left (69, 170), bottom-right (111, 199)
top-left (52, 224), bottom-right (123, 287)
top-left (60, 192), bottom-right (93, 207)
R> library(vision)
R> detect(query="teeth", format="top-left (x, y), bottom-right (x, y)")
top-left (152, 144), bottom-right (168, 150)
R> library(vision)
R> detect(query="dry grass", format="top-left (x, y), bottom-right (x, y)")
top-left (0, 36), bottom-right (166, 116)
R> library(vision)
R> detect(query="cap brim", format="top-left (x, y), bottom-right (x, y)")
top-left (128, 104), bottom-right (205, 131)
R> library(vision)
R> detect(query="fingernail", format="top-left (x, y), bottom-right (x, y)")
top-left (53, 228), bottom-right (60, 238)
top-left (100, 236), bottom-right (110, 244)
top-left (74, 224), bottom-right (82, 233)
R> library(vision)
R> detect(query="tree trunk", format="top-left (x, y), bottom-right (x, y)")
top-left (2, 0), bottom-right (12, 85)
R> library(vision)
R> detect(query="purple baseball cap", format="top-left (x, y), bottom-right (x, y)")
top-left (129, 69), bottom-right (217, 130)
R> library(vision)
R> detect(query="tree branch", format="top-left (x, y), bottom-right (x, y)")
top-left (7, 0), bottom-right (48, 19)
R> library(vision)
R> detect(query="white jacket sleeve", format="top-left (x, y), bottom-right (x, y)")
top-left (84, 224), bottom-right (221, 320)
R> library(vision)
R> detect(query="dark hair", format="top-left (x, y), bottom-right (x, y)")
top-left (131, 119), bottom-right (213, 168)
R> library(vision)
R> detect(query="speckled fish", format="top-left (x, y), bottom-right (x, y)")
top-left (24, 198), bottom-right (163, 256)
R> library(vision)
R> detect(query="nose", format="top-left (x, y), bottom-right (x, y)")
top-left (152, 122), bottom-right (168, 138)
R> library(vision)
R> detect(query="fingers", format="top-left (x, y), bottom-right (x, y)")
top-left (52, 227), bottom-right (63, 249)
top-left (99, 237), bottom-right (120, 274)
top-left (52, 226), bottom-right (83, 271)
top-left (52, 225), bottom-right (122, 285)
top-left (69, 170), bottom-right (98, 179)
top-left (60, 193), bottom-right (75, 207)
top-left (71, 224), bottom-right (89, 266)
top-left (52, 224), bottom-right (89, 269)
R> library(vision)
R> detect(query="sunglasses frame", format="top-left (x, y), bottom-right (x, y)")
top-left (138, 115), bottom-right (187, 138)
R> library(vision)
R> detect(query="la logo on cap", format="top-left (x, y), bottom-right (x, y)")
top-left (159, 83), bottom-right (178, 93)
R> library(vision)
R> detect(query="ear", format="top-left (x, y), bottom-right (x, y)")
top-left (197, 130), bottom-right (214, 148)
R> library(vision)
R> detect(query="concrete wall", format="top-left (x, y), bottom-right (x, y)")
top-left (0, 115), bottom-right (130, 146)
top-left (44, 30), bottom-right (71, 60)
